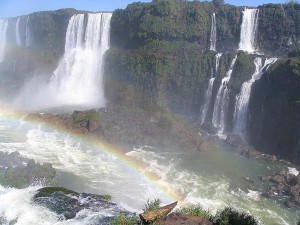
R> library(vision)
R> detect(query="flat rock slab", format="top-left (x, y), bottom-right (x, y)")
top-left (157, 212), bottom-right (213, 225)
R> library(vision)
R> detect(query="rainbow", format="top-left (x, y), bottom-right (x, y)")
top-left (0, 104), bottom-right (184, 205)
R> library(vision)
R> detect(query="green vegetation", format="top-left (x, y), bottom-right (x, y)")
top-left (229, 51), bottom-right (255, 94)
top-left (112, 214), bottom-right (139, 225)
top-left (0, 160), bottom-right (56, 188)
top-left (215, 207), bottom-right (259, 225)
top-left (178, 204), bottom-right (211, 219)
top-left (72, 110), bottom-right (100, 125)
top-left (158, 110), bottom-right (174, 129)
top-left (143, 198), bottom-right (161, 212)
top-left (34, 187), bottom-right (78, 199)
top-left (103, 194), bottom-right (112, 201)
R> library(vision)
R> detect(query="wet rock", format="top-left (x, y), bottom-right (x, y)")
top-left (34, 187), bottom-right (133, 221)
top-left (277, 169), bottom-right (287, 176)
top-left (288, 175), bottom-right (299, 186)
top-left (242, 149), bottom-right (264, 159)
top-left (25, 113), bottom-right (43, 122)
top-left (225, 134), bottom-right (246, 148)
top-left (200, 122), bottom-right (218, 135)
top-left (157, 212), bottom-right (213, 225)
top-left (261, 175), bottom-right (272, 181)
top-left (285, 199), bottom-right (297, 208)
top-left (262, 186), bottom-right (278, 197)
top-left (270, 175), bottom-right (286, 184)
top-left (87, 119), bottom-right (99, 132)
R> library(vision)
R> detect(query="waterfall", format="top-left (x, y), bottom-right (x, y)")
top-left (0, 19), bottom-right (8, 62)
top-left (200, 53), bottom-right (222, 123)
top-left (212, 55), bottom-right (237, 131)
top-left (233, 57), bottom-right (277, 135)
top-left (210, 12), bottom-right (217, 51)
top-left (15, 17), bottom-right (22, 46)
top-left (25, 16), bottom-right (31, 47)
top-left (49, 13), bottom-right (112, 107)
top-left (239, 8), bottom-right (259, 53)
top-left (200, 78), bottom-right (215, 124)
top-left (215, 53), bottom-right (222, 75)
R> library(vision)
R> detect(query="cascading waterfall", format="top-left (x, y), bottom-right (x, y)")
top-left (239, 8), bottom-right (259, 53)
top-left (200, 53), bottom-right (222, 124)
top-left (0, 19), bottom-right (8, 62)
top-left (25, 16), bottom-right (31, 47)
top-left (49, 13), bottom-right (112, 107)
top-left (15, 17), bottom-right (22, 46)
top-left (212, 55), bottom-right (237, 131)
top-left (233, 57), bottom-right (277, 135)
top-left (209, 12), bottom-right (217, 51)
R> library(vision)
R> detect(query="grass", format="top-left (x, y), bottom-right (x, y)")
top-left (178, 204), bottom-right (212, 220)
top-left (103, 194), bottom-right (112, 201)
top-left (112, 214), bottom-right (138, 225)
top-left (143, 198), bottom-right (161, 212)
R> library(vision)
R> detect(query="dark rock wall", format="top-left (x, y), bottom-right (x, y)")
top-left (248, 58), bottom-right (300, 163)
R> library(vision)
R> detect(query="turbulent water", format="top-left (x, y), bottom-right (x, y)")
top-left (239, 8), bottom-right (259, 53)
top-left (234, 58), bottom-right (277, 136)
top-left (212, 55), bottom-right (237, 132)
top-left (0, 19), bottom-right (8, 62)
top-left (209, 12), bottom-right (217, 51)
top-left (0, 110), bottom-right (299, 224)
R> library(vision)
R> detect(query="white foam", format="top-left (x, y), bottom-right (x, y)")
top-left (288, 167), bottom-right (299, 176)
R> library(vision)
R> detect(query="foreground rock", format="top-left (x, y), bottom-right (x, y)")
top-left (139, 201), bottom-right (177, 223)
top-left (33, 187), bottom-right (134, 222)
top-left (0, 151), bottom-right (56, 188)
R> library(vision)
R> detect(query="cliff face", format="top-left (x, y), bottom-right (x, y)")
top-left (248, 58), bottom-right (300, 163)
top-left (104, 0), bottom-right (300, 162)
top-left (0, 1), bottom-right (300, 162)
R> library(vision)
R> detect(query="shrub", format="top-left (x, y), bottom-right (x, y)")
top-left (112, 214), bottom-right (138, 225)
top-left (158, 111), bottom-right (174, 129)
top-left (215, 207), bottom-right (259, 225)
top-left (178, 204), bottom-right (212, 220)
top-left (143, 199), bottom-right (161, 212)
top-left (103, 194), bottom-right (112, 201)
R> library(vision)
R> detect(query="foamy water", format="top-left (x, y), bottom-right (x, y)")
top-left (0, 112), bottom-right (299, 224)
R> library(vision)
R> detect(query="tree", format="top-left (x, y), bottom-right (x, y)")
top-left (212, 0), bottom-right (225, 7)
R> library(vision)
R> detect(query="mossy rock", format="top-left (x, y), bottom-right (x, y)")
top-left (34, 187), bottom-right (78, 199)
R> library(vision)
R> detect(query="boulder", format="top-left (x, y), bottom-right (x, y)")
top-left (200, 122), bottom-right (218, 135)
top-left (225, 134), bottom-right (246, 148)
top-left (139, 202), bottom-right (177, 223)
top-left (285, 199), bottom-right (296, 208)
top-left (87, 119), bottom-right (100, 132)
top-left (270, 175), bottom-right (286, 184)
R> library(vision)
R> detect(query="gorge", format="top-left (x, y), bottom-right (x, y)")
top-left (0, 0), bottom-right (300, 224)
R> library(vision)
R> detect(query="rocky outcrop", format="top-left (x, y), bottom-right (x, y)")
top-left (0, 151), bottom-right (56, 188)
top-left (33, 187), bottom-right (133, 222)
top-left (260, 168), bottom-right (300, 208)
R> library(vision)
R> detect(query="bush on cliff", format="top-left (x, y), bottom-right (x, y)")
top-left (215, 207), bottom-right (259, 225)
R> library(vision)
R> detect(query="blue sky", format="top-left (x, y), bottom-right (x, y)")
top-left (0, 0), bottom-right (286, 18)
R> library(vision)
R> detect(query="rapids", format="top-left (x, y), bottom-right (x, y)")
top-left (0, 110), bottom-right (299, 224)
